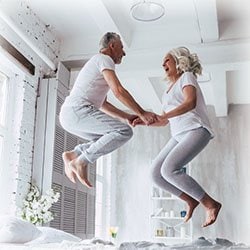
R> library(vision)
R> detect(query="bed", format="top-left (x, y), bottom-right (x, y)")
top-left (119, 237), bottom-right (250, 249)
top-left (2, 238), bottom-right (249, 250)
top-left (0, 217), bottom-right (249, 250)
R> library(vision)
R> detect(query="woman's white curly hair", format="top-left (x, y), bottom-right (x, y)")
top-left (168, 47), bottom-right (202, 77)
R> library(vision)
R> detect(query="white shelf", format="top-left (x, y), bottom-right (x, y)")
top-left (150, 165), bottom-right (192, 243)
top-left (151, 216), bottom-right (185, 220)
top-left (154, 236), bottom-right (191, 241)
top-left (151, 197), bottom-right (178, 200)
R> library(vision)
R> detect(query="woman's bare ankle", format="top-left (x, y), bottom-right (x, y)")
top-left (179, 193), bottom-right (199, 222)
top-left (200, 193), bottom-right (220, 209)
top-left (200, 193), bottom-right (222, 227)
top-left (202, 202), bottom-right (221, 227)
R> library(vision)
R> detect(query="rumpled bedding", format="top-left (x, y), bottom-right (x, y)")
top-left (1, 237), bottom-right (249, 250)
top-left (119, 237), bottom-right (250, 250)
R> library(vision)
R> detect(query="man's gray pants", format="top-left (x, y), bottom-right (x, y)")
top-left (59, 104), bottom-right (133, 164)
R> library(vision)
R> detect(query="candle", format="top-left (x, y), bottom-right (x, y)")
top-left (170, 210), bottom-right (175, 218)
top-left (180, 227), bottom-right (186, 238)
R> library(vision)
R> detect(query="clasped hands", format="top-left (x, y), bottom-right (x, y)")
top-left (127, 111), bottom-right (169, 127)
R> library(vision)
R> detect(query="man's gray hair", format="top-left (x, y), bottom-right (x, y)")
top-left (99, 32), bottom-right (120, 51)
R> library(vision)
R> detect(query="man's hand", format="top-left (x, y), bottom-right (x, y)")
top-left (132, 114), bottom-right (169, 127)
top-left (131, 117), bottom-right (145, 127)
top-left (126, 114), bottom-right (139, 126)
top-left (139, 111), bottom-right (158, 125)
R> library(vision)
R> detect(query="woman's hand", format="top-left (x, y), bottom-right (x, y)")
top-left (150, 114), bottom-right (169, 127)
top-left (131, 114), bottom-right (169, 127)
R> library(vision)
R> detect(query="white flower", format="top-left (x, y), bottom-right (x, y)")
top-left (20, 184), bottom-right (60, 226)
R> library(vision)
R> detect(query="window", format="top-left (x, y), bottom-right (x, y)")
top-left (0, 65), bottom-right (15, 215)
top-left (0, 71), bottom-right (8, 165)
top-left (95, 154), bottom-right (112, 239)
top-left (95, 159), bottom-right (104, 237)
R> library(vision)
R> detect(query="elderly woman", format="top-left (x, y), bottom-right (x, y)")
top-left (133, 47), bottom-right (221, 227)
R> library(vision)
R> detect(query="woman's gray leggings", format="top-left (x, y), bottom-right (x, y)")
top-left (59, 104), bottom-right (133, 164)
top-left (151, 127), bottom-right (212, 201)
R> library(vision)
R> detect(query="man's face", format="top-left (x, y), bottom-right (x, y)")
top-left (111, 39), bottom-right (126, 64)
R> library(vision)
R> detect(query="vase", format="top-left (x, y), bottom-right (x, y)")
top-left (111, 237), bottom-right (118, 248)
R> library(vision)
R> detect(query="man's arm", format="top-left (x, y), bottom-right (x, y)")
top-left (100, 98), bottom-right (138, 124)
top-left (102, 69), bottom-right (156, 125)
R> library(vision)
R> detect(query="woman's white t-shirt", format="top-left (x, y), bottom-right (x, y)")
top-left (162, 72), bottom-right (214, 138)
top-left (63, 53), bottom-right (115, 109)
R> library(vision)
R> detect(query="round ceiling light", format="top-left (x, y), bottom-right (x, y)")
top-left (131, 1), bottom-right (165, 22)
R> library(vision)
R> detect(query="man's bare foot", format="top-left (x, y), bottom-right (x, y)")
top-left (184, 200), bottom-right (200, 222)
top-left (69, 157), bottom-right (93, 188)
top-left (202, 202), bottom-right (222, 227)
top-left (62, 151), bottom-right (78, 183)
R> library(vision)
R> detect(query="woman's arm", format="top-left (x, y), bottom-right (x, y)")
top-left (132, 85), bottom-right (196, 127)
top-left (163, 85), bottom-right (197, 120)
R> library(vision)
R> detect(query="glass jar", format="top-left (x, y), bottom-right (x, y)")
top-left (166, 226), bottom-right (175, 237)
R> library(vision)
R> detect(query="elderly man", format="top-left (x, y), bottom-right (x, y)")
top-left (59, 32), bottom-right (157, 188)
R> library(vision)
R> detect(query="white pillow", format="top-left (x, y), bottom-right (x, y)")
top-left (26, 226), bottom-right (81, 245)
top-left (0, 216), bottom-right (41, 243)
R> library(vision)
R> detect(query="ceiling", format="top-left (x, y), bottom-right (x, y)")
top-left (1, 0), bottom-right (250, 115)
top-left (21, 0), bottom-right (250, 63)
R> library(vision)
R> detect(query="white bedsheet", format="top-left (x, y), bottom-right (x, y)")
top-left (0, 242), bottom-right (60, 250)
top-left (0, 243), bottom-right (116, 250)
top-left (0, 239), bottom-right (117, 250)
top-left (119, 237), bottom-right (250, 250)
top-left (1, 237), bottom-right (249, 250)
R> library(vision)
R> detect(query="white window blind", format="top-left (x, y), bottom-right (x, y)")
top-left (0, 71), bottom-right (8, 164)
top-left (0, 71), bottom-right (8, 128)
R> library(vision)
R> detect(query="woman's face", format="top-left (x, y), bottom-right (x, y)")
top-left (162, 54), bottom-right (178, 78)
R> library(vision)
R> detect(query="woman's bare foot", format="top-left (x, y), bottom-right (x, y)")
top-left (62, 151), bottom-right (78, 183)
top-left (184, 199), bottom-right (200, 222)
top-left (179, 192), bottom-right (199, 222)
top-left (202, 202), bottom-right (222, 227)
top-left (69, 156), bottom-right (93, 188)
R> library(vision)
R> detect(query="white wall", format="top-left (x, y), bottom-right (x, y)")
top-left (191, 105), bottom-right (250, 244)
top-left (227, 70), bottom-right (250, 104)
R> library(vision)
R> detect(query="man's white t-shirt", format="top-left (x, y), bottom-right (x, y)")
top-left (63, 53), bottom-right (115, 109)
top-left (162, 72), bottom-right (214, 138)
